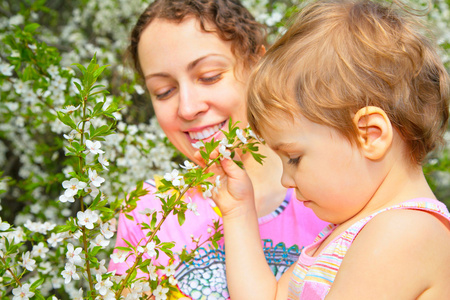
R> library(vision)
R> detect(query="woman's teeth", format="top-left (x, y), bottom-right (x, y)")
top-left (189, 122), bottom-right (225, 140)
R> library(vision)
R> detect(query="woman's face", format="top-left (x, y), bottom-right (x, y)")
top-left (138, 17), bottom-right (250, 164)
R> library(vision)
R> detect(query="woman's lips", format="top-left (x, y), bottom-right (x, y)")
top-left (187, 120), bottom-right (226, 141)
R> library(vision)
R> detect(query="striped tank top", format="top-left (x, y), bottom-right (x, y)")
top-left (287, 198), bottom-right (450, 299)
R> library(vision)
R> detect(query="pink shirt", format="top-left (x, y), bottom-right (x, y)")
top-left (109, 180), bottom-right (327, 299)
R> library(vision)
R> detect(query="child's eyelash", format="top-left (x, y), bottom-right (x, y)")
top-left (288, 157), bottom-right (301, 165)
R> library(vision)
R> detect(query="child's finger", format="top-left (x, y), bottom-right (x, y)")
top-left (219, 153), bottom-right (246, 181)
top-left (193, 149), bottom-right (221, 168)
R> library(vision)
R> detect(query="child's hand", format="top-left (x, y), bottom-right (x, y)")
top-left (196, 150), bottom-right (256, 219)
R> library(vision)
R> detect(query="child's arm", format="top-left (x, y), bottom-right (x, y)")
top-left (326, 209), bottom-right (450, 299)
top-left (210, 156), bottom-right (281, 300)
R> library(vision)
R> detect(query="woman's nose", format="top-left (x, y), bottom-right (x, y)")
top-left (177, 84), bottom-right (209, 121)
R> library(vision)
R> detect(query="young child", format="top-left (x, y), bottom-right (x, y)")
top-left (210, 0), bottom-right (450, 299)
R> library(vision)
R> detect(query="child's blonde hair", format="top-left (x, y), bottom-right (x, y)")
top-left (247, 0), bottom-right (449, 164)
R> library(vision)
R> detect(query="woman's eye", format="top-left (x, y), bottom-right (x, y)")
top-left (287, 157), bottom-right (301, 165)
top-left (155, 88), bottom-right (175, 100)
top-left (199, 73), bottom-right (222, 84)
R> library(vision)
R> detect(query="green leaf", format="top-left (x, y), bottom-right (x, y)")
top-left (93, 65), bottom-right (109, 78)
top-left (90, 245), bottom-right (103, 256)
top-left (123, 238), bottom-right (135, 250)
top-left (150, 212), bottom-right (158, 229)
top-left (234, 160), bottom-right (244, 169)
top-left (115, 246), bottom-right (132, 252)
top-left (71, 63), bottom-right (86, 77)
top-left (57, 111), bottom-right (77, 129)
top-left (72, 80), bottom-right (83, 95)
top-left (24, 23), bottom-right (40, 33)
top-left (124, 214), bottom-right (135, 221)
top-left (177, 211), bottom-right (186, 226)
top-left (201, 151), bottom-right (209, 162)
top-left (30, 277), bottom-right (45, 289)
top-left (89, 192), bottom-right (102, 209)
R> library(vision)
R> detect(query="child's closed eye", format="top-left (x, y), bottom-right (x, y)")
top-left (288, 157), bottom-right (301, 165)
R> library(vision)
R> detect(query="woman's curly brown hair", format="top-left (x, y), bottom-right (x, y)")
top-left (129, 0), bottom-right (267, 78)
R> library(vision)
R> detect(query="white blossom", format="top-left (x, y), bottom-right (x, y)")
top-left (90, 233), bottom-right (110, 249)
top-left (147, 263), bottom-right (158, 281)
top-left (163, 169), bottom-right (184, 187)
top-left (62, 178), bottom-right (87, 197)
top-left (214, 175), bottom-right (221, 190)
top-left (110, 249), bottom-right (127, 264)
top-left (168, 275), bottom-right (178, 286)
top-left (100, 222), bottom-right (115, 239)
top-left (191, 141), bottom-right (204, 149)
top-left (63, 129), bottom-right (79, 141)
top-left (0, 217), bottom-right (10, 231)
top-left (248, 128), bottom-right (264, 141)
top-left (218, 144), bottom-right (231, 160)
top-left (50, 75), bottom-right (68, 91)
top-left (86, 140), bottom-right (105, 155)
top-left (236, 129), bottom-right (248, 144)
top-left (162, 264), bottom-right (176, 277)
top-left (137, 241), bottom-right (157, 258)
top-left (72, 288), bottom-right (83, 300)
top-left (98, 153), bottom-right (109, 170)
top-left (134, 84), bottom-right (145, 95)
top-left (88, 168), bottom-right (105, 187)
top-left (47, 232), bottom-right (64, 248)
top-left (31, 242), bottom-right (49, 259)
top-left (187, 202), bottom-right (200, 216)
top-left (179, 160), bottom-right (197, 170)
top-left (138, 208), bottom-right (156, 216)
top-left (39, 261), bottom-right (52, 275)
top-left (66, 243), bottom-right (83, 265)
top-left (77, 209), bottom-right (99, 229)
top-left (12, 283), bottom-right (34, 300)
top-left (13, 80), bottom-right (27, 95)
top-left (219, 138), bottom-right (233, 148)
top-left (61, 262), bottom-right (80, 284)
top-left (20, 251), bottom-right (36, 271)
top-left (95, 274), bottom-right (113, 296)
top-left (59, 105), bottom-right (80, 114)
top-left (202, 184), bottom-right (214, 199)
top-left (94, 259), bottom-right (108, 275)
top-left (153, 285), bottom-right (169, 300)
top-left (0, 63), bottom-right (14, 76)
top-left (47, 65), bottom-right (60, 77)
top-left (59, 194), bottom-right (75, 203)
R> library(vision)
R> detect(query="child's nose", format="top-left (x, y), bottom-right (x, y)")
top-left (177, 85), bottom-right (209, 121)
top-left (280, 168), bottom-right (296, 189)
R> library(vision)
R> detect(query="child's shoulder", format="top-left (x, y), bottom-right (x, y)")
top-left (362, 208), bottom-right (450, 245)
top-left (328, 209), bottom-right (450, 298)
top-left (354, 208), bottom-right (450, 260)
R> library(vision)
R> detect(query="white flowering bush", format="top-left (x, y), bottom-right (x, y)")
top-left (0, 0), bottom-right (449, 299)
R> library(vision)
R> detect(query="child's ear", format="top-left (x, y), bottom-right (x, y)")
top-left (353, 106), bottom-right (393, 160)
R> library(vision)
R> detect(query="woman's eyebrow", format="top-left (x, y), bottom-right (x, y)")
top-left (145, 72), bottom-right (170, 80)
top-left (187, 54), bottom-right (230, 71)
top-left (144, 54), bottom-right (231, 80)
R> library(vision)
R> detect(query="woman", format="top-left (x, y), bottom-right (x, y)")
top-left (108, 1), bottom-right (327, 298)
